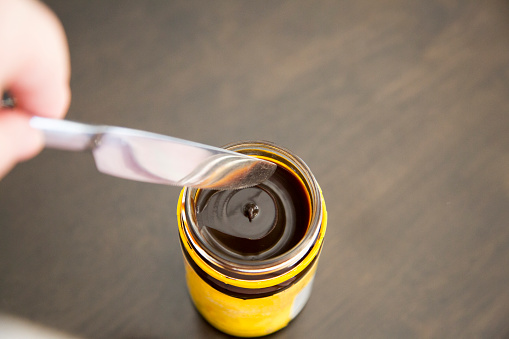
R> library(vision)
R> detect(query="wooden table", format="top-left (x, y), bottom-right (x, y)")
top-left (1, 1), bottom-right (508, 337)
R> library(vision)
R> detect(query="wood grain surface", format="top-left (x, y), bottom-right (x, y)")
top-left (1, 1), bottom-right (509, 338)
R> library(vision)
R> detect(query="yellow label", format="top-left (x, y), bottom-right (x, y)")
top-left (184, 259), bottom-right (319, 338)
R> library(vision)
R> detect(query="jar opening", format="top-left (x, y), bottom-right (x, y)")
top-left (182, 141), bottom-right (322, 274)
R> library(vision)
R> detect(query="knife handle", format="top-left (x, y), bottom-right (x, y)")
top-left (30, 117), bottom-right (103, 151)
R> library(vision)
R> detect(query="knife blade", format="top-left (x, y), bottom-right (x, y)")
top-left (28, 117), bottom-right (276, 190)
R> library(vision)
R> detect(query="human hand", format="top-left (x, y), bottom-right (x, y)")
top-left (0, 0), bottom-right (70, 179)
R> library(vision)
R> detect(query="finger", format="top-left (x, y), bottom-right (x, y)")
top-left (0, 110), bottom-right (43, 178)
top-left (0, 0), bottom-right (71, 118)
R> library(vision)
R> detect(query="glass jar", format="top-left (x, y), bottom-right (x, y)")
top-left (177, 141), bottom-right (327, 337)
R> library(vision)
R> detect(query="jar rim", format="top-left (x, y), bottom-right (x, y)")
top-left (180, 141), bottom-right (324, 278)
